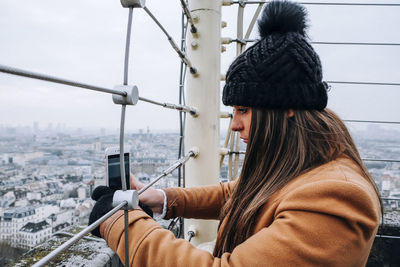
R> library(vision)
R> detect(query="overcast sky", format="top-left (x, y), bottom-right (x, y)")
top-left (0, 0), bottom-right (399, 133)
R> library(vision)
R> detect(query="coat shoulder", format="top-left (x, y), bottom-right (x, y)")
top-left (276, 157), bottom-right (377, 201)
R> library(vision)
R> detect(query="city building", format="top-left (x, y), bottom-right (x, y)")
top-left (0, 205), bottom-right (59, 247)
top-left (17, 221), bottom-right (52, 249)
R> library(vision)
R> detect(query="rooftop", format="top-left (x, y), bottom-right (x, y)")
top-left (20, 221), bottom-right (50, 233)
top-left (3, 206), bottom-right (36, 219)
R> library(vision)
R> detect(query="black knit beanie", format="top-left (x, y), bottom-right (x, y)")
top-left (222, 0), bottom-right (328, 110)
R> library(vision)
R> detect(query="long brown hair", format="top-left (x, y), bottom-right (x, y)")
top-left (213, 108), bottom-right (381, 257)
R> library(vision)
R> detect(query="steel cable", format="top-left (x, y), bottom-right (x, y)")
top-left (139, 96), bottom-right (197, 115)
top-left (137, 150), bottom-right (197, 195)
top-left (0, 64), bottom-right (126, 96)
top-left (228, 1), bottom-right (400, 6)
top-left (179, 0), bottom-right (197, 34)
top-left (143, 6), bottom-right (197, 74)
top-left (327, 81), bottom-right (400, 86)
top-left (344, 119), bottom-right (400, 125)
top-left (362, 158), bottom-right (400, 163)
top-left (0, 64), bottom-right (197, 115)
top-left (232, 39), bottom-right (400, 46)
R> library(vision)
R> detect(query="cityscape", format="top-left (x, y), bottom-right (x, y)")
top-left (0, 122), bottom-right (399, 265)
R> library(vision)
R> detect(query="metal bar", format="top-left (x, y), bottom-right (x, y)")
top-left (122, 8), bottom-right (134, 267)
top-left (300, 2), bottom-right (400, 7)
top-left (230, 150), bottom-right (246, 155)
top-left (186, 230), bottom-right (195, 242)
top-left (178, 9), bottom-right (186, 189)
top-left (344, 119), bottom-right (400, 125)
top-left (124, 8), bottom-right (133, 86)
top-left (239, 39), bottom-right (257, 43)
top-left (382, 197), bottom-right (400, 201)
top-left (312, 41), bottom-right (400, 46)
top-left (121, 6), bottom-right (133, 192)
top-left (123, 209), bottom-right (129, 265)
top-left (137, 150), bottom-right (196, 195)
top-left (180, 0), bottom-right (197, 33)
top-left (32, 201), bottom-right (127, 267)
top-left (236, 5), bottom-right (245, 55)
top-left (143, 6), bottom-right (169, 36)
top-left (327, 80), bottom-right (400, 86)
top-left (0, 64), bottom-right (126, 96)
top-left (139, 96), bottom-right (197, 116)
top-left (375, 235), bottom-right (400, 239)
top-left (220, 117), bottom-right (233, 168)
top-left (229, 131), bottom-right (234, 181)
top-left (233, 132), bottom-right (240, 179)
top-left (119, 104), bottom-right (129, 267)
top-left (362, 158), bottom-right (400, 163)
top-left (220, 112), bottom-right (232, 118)
top-left (143, 6), bottom-right (197, 74)
top-left (236, 39), bottom-right (400, 47)
top-left (178, 6), bottom-right (189, 192)
top-left (229, 1), bottom-right (400, 6)
top-left (244, 3), bottom-right (264, 40)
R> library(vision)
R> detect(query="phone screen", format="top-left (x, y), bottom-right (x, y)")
top-left (107, 153), bottom-right (130, 190)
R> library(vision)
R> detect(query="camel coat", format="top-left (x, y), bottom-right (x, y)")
top-left (100, 157), bottom-right (380, 266)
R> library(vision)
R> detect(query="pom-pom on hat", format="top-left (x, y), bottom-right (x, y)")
top-left (222, 0), bottom-right (328, 110)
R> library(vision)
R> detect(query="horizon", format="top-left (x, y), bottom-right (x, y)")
top-left (2, 121), bottom-right (400, 141)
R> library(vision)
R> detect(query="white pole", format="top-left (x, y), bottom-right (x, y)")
top-left (184, 0), bottom-right (221, 246)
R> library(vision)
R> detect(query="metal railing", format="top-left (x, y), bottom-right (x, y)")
top-left (0, 2), bottom-right (202, 266)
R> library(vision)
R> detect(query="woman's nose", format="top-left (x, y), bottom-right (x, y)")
top-left (231, 116), bottom-right (243, 132)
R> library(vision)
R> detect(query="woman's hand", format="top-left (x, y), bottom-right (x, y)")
top-left (130, 173), bottom-right (164, 214)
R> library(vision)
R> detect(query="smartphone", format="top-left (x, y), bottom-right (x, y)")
top-left (105, 147), bottom-right (130, 190)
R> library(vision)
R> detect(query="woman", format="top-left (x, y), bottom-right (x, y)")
top-left (90, 1), bottom-right (381, 266)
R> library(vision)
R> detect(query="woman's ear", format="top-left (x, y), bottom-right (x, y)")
top-left (288, 109), bottom-right (295, 118)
